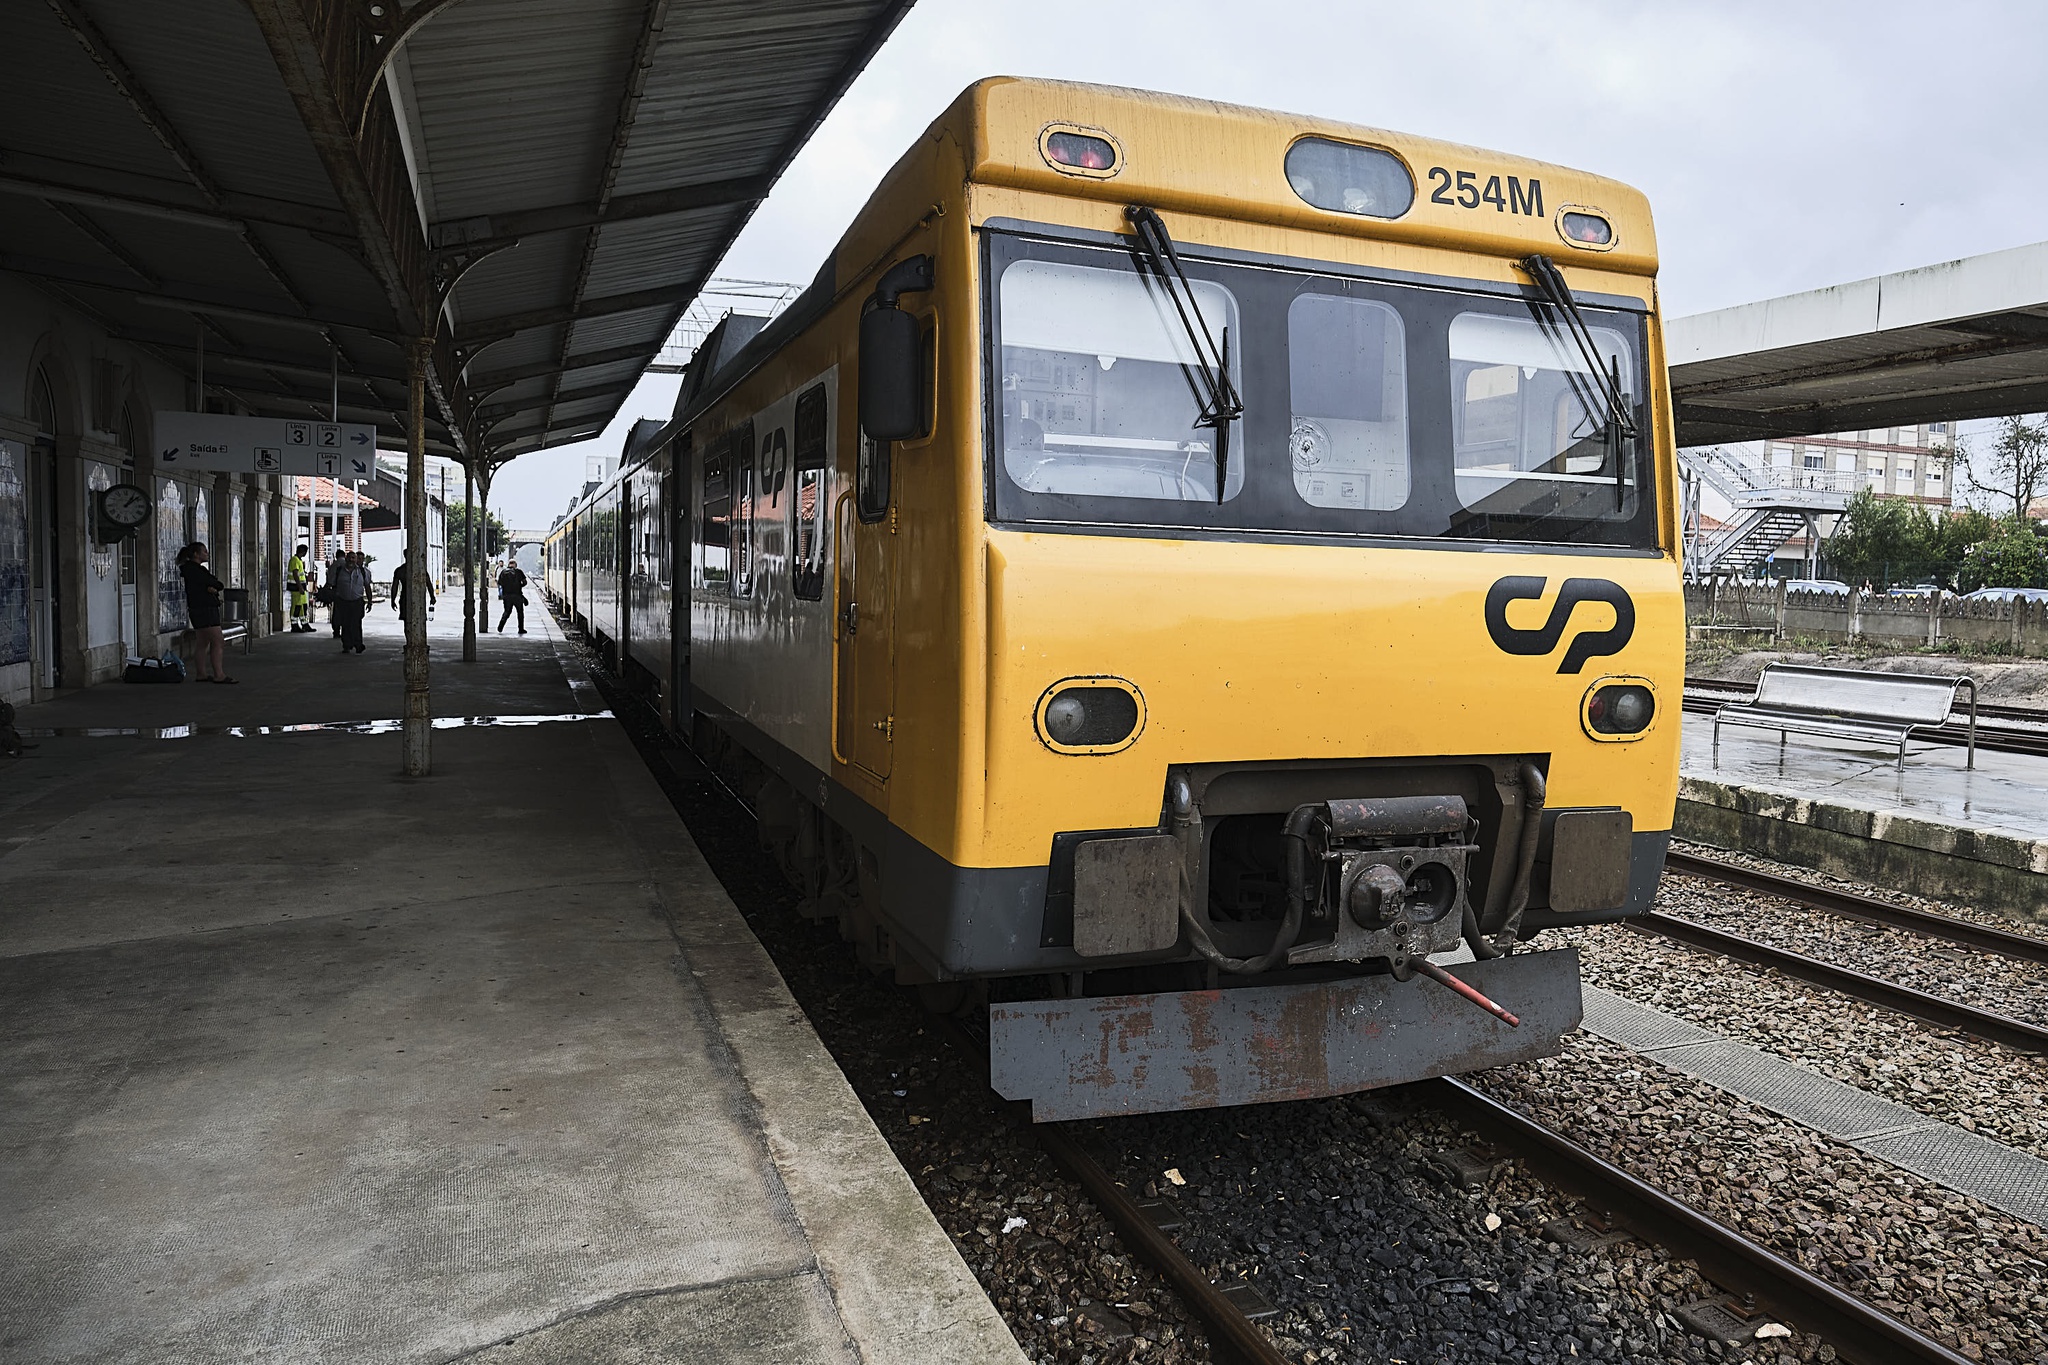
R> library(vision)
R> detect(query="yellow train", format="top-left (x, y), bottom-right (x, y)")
top-left (546, 78), bottom-right (1681, 1120)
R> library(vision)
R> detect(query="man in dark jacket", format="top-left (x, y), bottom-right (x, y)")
top-left (330, 551), bottom-right (373, 654)
top-left (496, 560), bottom-right (530, 635)
top-left (392, 555), bottom-right (437, 629)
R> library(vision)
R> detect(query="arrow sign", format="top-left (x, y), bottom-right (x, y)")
top-left (152, 412), bottom-right (377, 475)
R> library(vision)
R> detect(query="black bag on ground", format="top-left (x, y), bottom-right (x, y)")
top-left (123, 658), bottom-right (184, 684)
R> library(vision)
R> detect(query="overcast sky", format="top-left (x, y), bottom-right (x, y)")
top-left (492, 0), bottom-right (2048, 528)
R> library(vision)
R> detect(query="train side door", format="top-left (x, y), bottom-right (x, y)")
top-left (834, 431), bottom-right (894, 781)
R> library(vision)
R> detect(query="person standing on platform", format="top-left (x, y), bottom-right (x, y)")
top-left (287, 544), bottom-right (312, 632)
top-left (392, 553), bottom-right (437, 633)
top-left (329, 548), bottom-right (349, 639)
top-left (177, 543), bottom-right (236, 684)
top-left (496, 559), bottom-right (529, 635)
top-left (331, 550), bottom-right (372, 655)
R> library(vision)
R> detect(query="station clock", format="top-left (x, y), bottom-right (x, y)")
top-left (94, 483), bottom-right (152, 543)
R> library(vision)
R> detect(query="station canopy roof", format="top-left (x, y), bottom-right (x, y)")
top-left (1666, 239), bottom-right (2048, 447)
top-left (2, 0), bottom-right (911, 464)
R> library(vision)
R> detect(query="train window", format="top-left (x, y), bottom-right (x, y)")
top-left (1447, 311), bottom-right (1639, 521)
top-left (733, 422), bottom-right (756, 597)
top-left (792, 384), bottom-right (828, 600)
top-left (1284, 138), bottom-right (1414, 219)
top-left (701, 437), bottom-right (730, 588)
top-left (996, 257), bottom-right (1244, 503)
top-left (1286, 294), bottom-right (1410, 510)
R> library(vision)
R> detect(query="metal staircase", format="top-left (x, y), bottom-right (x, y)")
top-left (1699, 507), bottom-right (1812, 575)
top-left (1678, 443), bottom-right (1853, 577)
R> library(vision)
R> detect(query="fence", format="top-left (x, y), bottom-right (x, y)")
top-left (1686, 582), bottom-right (2048, 656)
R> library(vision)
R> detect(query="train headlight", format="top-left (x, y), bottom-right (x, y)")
top-left (1582, 677), bottom-right (1657, 740)
top-left (1034, 678), bottom-right (1145, 754)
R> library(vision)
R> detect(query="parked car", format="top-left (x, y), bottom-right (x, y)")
top-left (1962, 587), bottom-right (2048, 604)
top-left (1784, 578), bottom-right (1853, 595)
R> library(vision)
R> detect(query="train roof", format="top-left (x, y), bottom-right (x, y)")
top-left (591, 76), bottom-right (1663, 482)
top-left (950, 77), bottom-right (1658, 274)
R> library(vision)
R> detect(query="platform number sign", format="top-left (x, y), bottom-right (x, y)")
top-left (286, 421), bottom-right (311, 447)
top-left (317, 424), bottom-right (341, 450)
top-left (317, 452), bottom-right (339, 476)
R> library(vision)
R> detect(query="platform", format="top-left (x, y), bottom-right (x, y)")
top-left (0, 608), bottom-right (1024, 1364)
top-left (1677, 715), bottom-right (2048, 923)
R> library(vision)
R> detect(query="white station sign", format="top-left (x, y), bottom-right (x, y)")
top-left (153, 411), bottom-right (380, 477)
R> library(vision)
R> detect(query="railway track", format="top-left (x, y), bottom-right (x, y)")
top-left (1684, 677), bottom-right (2048, 728)
top-left (1683, 679), bottom-right (2048, 759)
top-left (1663, 849), bottom-right (2048, 967)
top-left (582, 616), bottom-right (1999, 1363)
top-left (1425, 1079), bottom-right (1973, 1365)
top-left (1629, 909), bottom-right (2048, 1052)
top-left (1679, 691), bottom-right (2048, 759)
top-left (1027, 1057), bottom-right (1983, 1365)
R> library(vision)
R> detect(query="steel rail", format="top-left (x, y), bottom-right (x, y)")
top-left (1424, 1078), bottom-right (1974, 1365)
top-left (1630, 912), bottom-right (2048, 1053)
top-left (1677, 695), bottom-right (2048, 758)
top-left (1664, 849), bottom-right (2048, 967)
top-left (1033, 1123), bottom-right (1291, 1365)
top-left (596, 639), bottom-right (1287, 1365)
top-left (931, 1016), bottom-right (1290, 1365)
top-left (1684, 680), bottom-right (2048, 729)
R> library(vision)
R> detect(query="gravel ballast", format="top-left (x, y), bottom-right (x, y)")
top-left (1081, 1093), bottom-right (1799, 1364)
top-left (570, 626), bottom-right (2038, 1363)
top-left (1472, 1033), bottom-right (2048, 1365)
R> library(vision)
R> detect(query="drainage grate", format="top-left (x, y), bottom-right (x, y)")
top-left (1583, 985), bottom-right (2048, 1228)
top-left (1859, 1125), bottom-right (2048, 1227)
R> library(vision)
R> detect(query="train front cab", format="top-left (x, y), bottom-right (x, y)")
top-left (679, 85), bottom-right (1671, 1129)
top-left (699, 79), bottom-right (1681, 1122)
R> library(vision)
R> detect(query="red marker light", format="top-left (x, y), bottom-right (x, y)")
top-left (1560, 211), bottom-right (1614, 247)
top-left (1044, 131), bottom-right (1117, 173)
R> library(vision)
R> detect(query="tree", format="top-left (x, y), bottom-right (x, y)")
top-left (449, 501), bottom-right (507, 562)
top-left (1964, 416), bottom-right (2048, 522)
top-left (1824, 488), bottom-right (1942, 587)
top-left (1957, 518), bottom-right (2048, 591)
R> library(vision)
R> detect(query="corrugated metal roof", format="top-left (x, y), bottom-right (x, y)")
top-left (1, 0), bottom-right (915, 465)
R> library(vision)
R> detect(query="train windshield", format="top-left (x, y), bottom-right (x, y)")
top-left (997, 259), bottom-right (1245, 503)
top-left (985, 228), bottom-right (1658, 550)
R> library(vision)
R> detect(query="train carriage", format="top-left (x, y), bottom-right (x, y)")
top-left (558, 78), bottom-right (1683, 1120)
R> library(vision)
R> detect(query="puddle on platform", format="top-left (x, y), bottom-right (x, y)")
top-left (18, 712), bottom-right (611, 740)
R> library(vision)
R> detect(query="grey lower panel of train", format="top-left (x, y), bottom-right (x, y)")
top-left (990, 947), bottom-right (1583, 1121)
top-left (698, 688), bottom-right (1666, 980)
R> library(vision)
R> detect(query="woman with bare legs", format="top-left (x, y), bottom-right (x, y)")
top-left (176, 542), bottom-right (236, 684)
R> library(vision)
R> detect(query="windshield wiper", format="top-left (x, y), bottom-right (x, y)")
top-left (1126, 205), bottom-right (1243, 502)
top-left (1520, 254), bottom-right (1638, 510)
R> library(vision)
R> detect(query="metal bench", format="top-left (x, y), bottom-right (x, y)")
top-left (1711, 662), bottom-right (1977, 770)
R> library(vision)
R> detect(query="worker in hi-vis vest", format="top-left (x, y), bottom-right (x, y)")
top-left (287, 544), bottom-right (312, 633)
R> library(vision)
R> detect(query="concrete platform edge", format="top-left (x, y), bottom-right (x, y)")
top-left (1676, 774), bottom-right (2048, 926)
top-left (583, 723), bottom-right (1030, 1365)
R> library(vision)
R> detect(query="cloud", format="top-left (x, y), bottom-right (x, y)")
top-left (493, 0), bottom-right (2048, 528)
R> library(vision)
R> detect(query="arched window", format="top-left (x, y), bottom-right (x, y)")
top-left (27, 366), bottom-right (57, 438)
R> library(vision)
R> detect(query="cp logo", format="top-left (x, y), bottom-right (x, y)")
top-left (1484, 576), bottom-right (1635, 674)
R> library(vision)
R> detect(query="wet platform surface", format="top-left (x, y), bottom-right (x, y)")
top-left (1680, 715), bottom-right (2048, 847)
top-left (0, 609), bottom-right (1023, 1365)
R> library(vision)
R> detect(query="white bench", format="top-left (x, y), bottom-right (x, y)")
top-left (1711, 663), bottom-right (1977, 770)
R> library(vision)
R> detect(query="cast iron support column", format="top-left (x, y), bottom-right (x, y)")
top-left (477, 464), bottom-right (491, 634)
top-left (462, 459), bottom-right (476, 662)
top-left (403, 338), bottom-right (432, 777)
